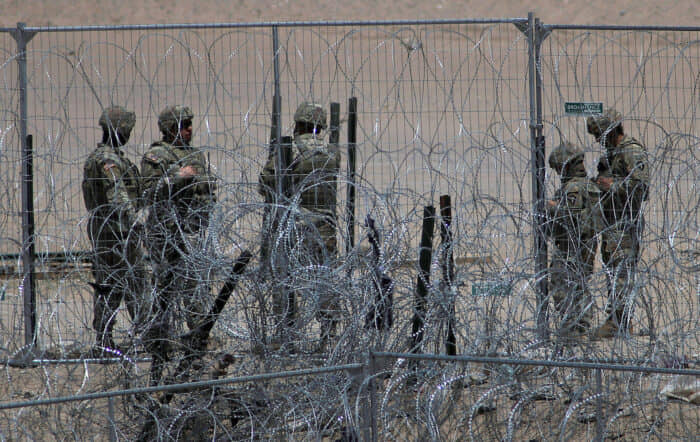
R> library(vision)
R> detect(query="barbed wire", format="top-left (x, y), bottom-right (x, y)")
top-left (0, 22), bottom-right (698, 440)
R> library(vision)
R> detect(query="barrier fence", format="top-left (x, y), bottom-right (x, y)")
top-left (0, 14), bottom-right (698, 441)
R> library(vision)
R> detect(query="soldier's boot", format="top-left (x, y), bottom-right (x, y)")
top-left (594, 309), bottom-right (632, 339)
top-left (318, 317), bottom-right (338, 353)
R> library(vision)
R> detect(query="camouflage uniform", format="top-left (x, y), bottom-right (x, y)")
top-left (82, 106), bottom-right (145, 349)
top-left (141, 106), bottom-right (216, 378)
top-left (259, 102), bottom-right (340, 346)
top-left (546, 143), bottom-right (603, 336)
top-left (587, 109), bottom-right (649, 335)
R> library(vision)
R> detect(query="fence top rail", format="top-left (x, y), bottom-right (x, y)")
top-left (547, 24), bottom-right (700, 32)
top-left (8, 17), bottom-right (527, 33)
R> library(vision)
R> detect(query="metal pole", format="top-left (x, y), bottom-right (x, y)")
top-left (107, 396), bottom-right (117, 442)
top-left (12, 23), bottom-right (38, 352)
top-left (411, 206), bottom-right (435, 354)
top-left (272, 26), bottom-right (283, 200)
top-left (346, 97), bottom-right (358, 254)
top-left (526, 13), bottom-right (549, 340)
top-left (595, 368), bottom-right (604, 442)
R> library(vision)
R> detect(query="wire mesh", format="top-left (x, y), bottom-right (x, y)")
top-left (0, 19), bottom-right (697, 441)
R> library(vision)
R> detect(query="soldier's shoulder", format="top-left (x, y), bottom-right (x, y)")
top-left (620, 136), bottom-right (646, 151)
top-left (143, 142), bottom-right (174, 164)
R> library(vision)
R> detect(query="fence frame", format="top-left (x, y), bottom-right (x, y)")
top-left (2, 15), bottom-right (699, 440)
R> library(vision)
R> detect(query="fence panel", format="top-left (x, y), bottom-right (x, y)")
top-left (539, 27), bottom-right (700, 362)
top-left (0, 19), bottom-right (697, 442)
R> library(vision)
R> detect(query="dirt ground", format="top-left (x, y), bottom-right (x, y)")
top-left (3, 0), bottom-right (699, 28)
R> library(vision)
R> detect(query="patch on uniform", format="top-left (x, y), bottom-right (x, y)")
top-left (144, 153), bottom-right (161, 164)
top-left (103, 162), bottom-right (117, 172)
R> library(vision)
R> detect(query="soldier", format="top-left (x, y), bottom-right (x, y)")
top-left (587, 108), bottom-right (649, 338)
top-left (141, 105), bottom-right (216, 383)
top-left (259, 102), bottom-right (340, 350)
top-left (82, 105), bottom-right (145, 352)
top-left (546, 142), bottom-right (603, 338)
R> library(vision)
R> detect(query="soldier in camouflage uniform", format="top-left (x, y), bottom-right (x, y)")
top-left (141, 105), bottom-right (216, 383)
top-left (546, 142), bottom-right (603, 337)
top-left (82, 105), bottom-right (145, 351)
top-left (259, 102), bottom-right (340, 350)
top-left (587, 108), bottom-right (649, 338)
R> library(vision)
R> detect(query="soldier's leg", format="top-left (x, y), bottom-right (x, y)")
top-left (90, 227), bottom-right (124, 349)
top-left (596, 229), bottom-right (635, 337)
top-left (316, 224), bottom-right (339, 349)
top-left (550, 250), bottom-right (579, 334)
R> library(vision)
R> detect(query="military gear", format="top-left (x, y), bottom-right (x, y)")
top-left (293, 102), bottom-right (327, 130)
top-left (596, 135), bottom-right (649, 330)
top-left (548, 142), bottom-right (584, 174)
top-left (258, 127), bottom-right (340, 346)
top-left (586, 108), bottom-right (622, 139)
top-left (157, 105), bottom-right (194, 135)
top-left (82, 138), bottom-right (145, 349)
top-left (141, 136), bottom-right (217, 356)
top-left (99, 105), bottom-right (136, 133)
top-left (546, 147), bottom-right (603, 337)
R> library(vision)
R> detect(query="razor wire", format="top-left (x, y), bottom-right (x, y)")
top-left (0, 20), bottom-right (697, 440)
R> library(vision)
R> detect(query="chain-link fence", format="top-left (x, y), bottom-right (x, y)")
top-left (0, 16), bottom-right (698, 441)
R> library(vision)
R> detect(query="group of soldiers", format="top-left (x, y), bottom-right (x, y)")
top-left (546, 108), bottom-right (649, 340)
top-left (82, 101), bottom-right (648, 385)
top-left (82, 102), bottom-right (338, 382)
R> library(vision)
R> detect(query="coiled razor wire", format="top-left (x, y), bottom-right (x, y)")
top-left (0, 21), bottom-right (697, 440)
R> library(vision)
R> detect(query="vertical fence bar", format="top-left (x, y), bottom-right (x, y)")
top-left (107, 396), bottom-right (117, 442)
top-left (439, 195), bottom-right (457, 356)
top-left (526, 13), bottom-right (549, 340)
top-left (411, 206), bottom-right (435, 354)
top-left (272, 26), bottom-right (283, 200)
top-left (595, 368), bottom-right (604, 442)
top-left (346, 97), bottom-right (358, 254)
top-left (12, 23), bottom-right (38, 352)
top-left (329, 102), bottom-right (340, 145)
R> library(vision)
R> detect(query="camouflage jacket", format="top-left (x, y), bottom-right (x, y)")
top-left (597, 135), bottom-right (649, 224)
top-left (546, 174), bottom-right (603, 253)
top-left (82, 143), bottom-right (141, 233)
top-left (141, 141), bottom-right (216, 233)
top-left (259, 133), bottom-right (340, 219)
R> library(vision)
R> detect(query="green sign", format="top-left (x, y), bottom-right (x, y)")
top-left (471, 281), bottom-right (512, 297)
top-left (564, 102), bottom-right (603, 115)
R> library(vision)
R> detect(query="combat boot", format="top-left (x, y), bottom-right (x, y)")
top-left (593, 312), bottom-right (632, 339)
top-left (593, 317), bottom-right (619, 339)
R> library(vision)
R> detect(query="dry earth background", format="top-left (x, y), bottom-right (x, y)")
top-left (3, 0), bottom-right (699, 28)
top-left (1, 1), bottom-right (698, 441)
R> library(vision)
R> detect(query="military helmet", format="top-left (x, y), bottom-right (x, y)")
top-left (549, 142), bottom-right (584, 173)
top-left (293, 102), bottom-right (327, 130)
top-left (99, 105), bottom-right (136, 132)
top-left (586, 108), bottom-right (622, 139)
top-left (158, 105), bottom-right (194, 134)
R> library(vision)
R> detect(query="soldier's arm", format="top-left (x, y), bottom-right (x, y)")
top-left (258, 154), bottom-right (277, 199)
top-left (100, 155), bottom-right (139, 225)
top-left (610, 145), bottom-right (649, 205)
top-left (141, 150), bottom-right (173, 203)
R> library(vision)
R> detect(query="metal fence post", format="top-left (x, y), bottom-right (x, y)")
top-left (524, 13), bottom-right (550, 341)
top-left (595, 368), bottom-right (604, 442)
top-left (11, 22), bottom-right (38, 355)
top-left (346, 96), bottom-right (358, 255)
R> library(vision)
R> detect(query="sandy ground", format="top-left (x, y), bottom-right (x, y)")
top-left (2, 0), bottom-right (699, 28)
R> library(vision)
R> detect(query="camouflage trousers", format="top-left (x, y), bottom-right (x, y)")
top-left (88, 218), bottom-right (146, 347)
top-left (549, 244), bottom-right (596, 332)
top-left (600, 221), bottom-right (642, 326)
top-left (144, 230), bottom-right (212, 384)
top-left (147, 231), bottom-right (212, 332)
top-left (269, 209), bottom-right (338, 343)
